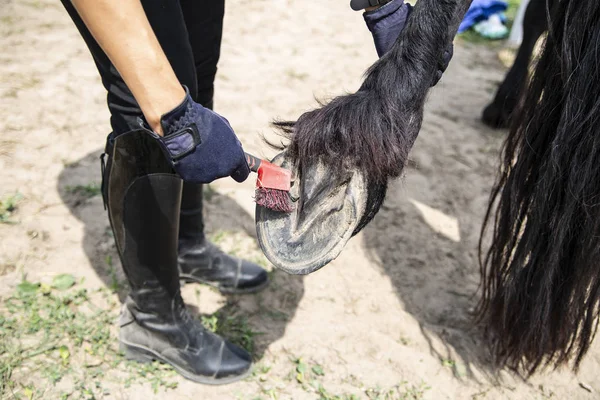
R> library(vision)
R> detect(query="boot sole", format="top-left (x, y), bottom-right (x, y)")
top-left (179, 274), bottom-right (269, 295)
top-left (119, 341), bottom-right (252, 385)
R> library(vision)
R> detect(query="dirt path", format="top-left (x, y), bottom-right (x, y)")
top-left (1, 0), bottom-right (599, 399)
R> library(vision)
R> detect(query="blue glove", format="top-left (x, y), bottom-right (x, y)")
top-left (363, 0), bottom-right (413, 58)
top-left (145, 87), bottom-right (250, 184)
top-left (362, 0), bottom-right (453, 85)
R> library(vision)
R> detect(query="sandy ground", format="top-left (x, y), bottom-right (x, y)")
top-left (1, 0), bottom-right (600, 399)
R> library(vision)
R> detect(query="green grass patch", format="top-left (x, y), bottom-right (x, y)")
top-left (105, 255), bottom-right (126, 294)
top-left (364, 382), bottom-right (431, 400)
top-left (65, 183), bottom-right (102, 199)
top-left (281, 357), bottom-right (430, 400)
top-left (202, 305), bottom-right (262, 354)
top-left (0, 275), bottom-right (179, 398)
top-left (0, 193), bottom-right (22, 224)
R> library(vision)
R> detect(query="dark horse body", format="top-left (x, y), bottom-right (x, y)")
top-left (482, 0), bottom-right (555, 128)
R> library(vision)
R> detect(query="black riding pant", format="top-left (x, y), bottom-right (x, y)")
top-left (62, 0), bottom-right (224, 240)
top-left (61, 0), bottom-right (225, 134)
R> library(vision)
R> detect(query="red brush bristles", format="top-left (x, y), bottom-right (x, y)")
top-left (255, 187), bottom-right (294, 213)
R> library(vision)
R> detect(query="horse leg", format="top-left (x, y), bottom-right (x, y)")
top-left (481, 0), bottom-right (550, 128)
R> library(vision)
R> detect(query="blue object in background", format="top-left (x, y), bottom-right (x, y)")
top-left (458, 0), bottom-right (508, 33)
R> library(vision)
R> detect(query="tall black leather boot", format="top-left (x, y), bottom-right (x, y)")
top-left (102, 130), bottom-right (252, 384)
top-left (178, 182), bottom-right (269, 294)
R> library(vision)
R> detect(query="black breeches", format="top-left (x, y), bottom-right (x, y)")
top-left (61, 0), bottom-right (225, 134)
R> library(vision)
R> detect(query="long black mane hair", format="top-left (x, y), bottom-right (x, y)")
top-left (478, 0), bottom-right (600, 375)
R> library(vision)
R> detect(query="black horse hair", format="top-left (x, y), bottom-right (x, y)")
top-left (273, 0), bottom-right (472, 185)
top-left (478, 0), bottom-right (600, 375)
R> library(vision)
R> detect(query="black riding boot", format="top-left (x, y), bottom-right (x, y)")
top-left (178, 182), bottom-right (269, 294)
top-left (102, 130), bottom-right (252, 384)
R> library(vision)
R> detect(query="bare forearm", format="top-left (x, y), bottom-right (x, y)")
top-left (70, 0), bottom-right (184, 134)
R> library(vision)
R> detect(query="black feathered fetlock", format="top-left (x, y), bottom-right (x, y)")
top-left (102, 130), bottom-right (252, 384)
top-left (178, 182), bottom-right (269, 294)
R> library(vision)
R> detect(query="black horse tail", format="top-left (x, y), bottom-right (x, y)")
top-left (478, 0), bottom-right (600, 375)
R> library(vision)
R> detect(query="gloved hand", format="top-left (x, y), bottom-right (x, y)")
top-left (362, 0), bottom-right (413, 58)
top-left (360, 0), bottom-right (453, 86)
top-left (145, 86), bottom-right (250, 184)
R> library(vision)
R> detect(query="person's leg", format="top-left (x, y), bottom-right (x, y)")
top-left (180, 0), bottom-right (224, 109)
top-left (176, 0), bottom-right (268, 294)
top-left (62, 0), bottom-right (198, 134)
top-left (60, 0), bottom-right (251, 383)
top-left (103, 130), bottom-right (251, 384)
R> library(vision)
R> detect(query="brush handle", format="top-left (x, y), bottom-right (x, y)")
top-left (245, 152), bottom-right (263, 173)
top-left (245, 152), bottom-right (292, 191)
